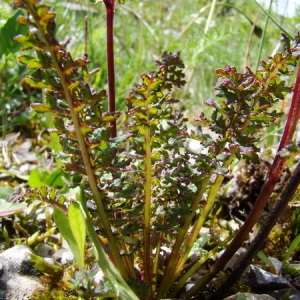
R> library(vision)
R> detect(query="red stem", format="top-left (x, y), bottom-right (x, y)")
top-left (187, 65), bottom-right (300, 297)
top-left (104, 0), bottom-right (117, 138)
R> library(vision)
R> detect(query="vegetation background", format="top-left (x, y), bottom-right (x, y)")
top-left (1, 0), bottom-right (300, 137)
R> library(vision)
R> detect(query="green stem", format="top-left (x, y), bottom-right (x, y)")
top-left (174, 154), bottom-right (235, 274)
top-left (204, 0), bottom-right (217, 34)
top-left (143, 125), bottom-right (153, 291)
top-left (152, 231), bottom-right (162, 293)
top-left (170, 237), bottom-right (230, 298)
top-left (255, 0), bottom-right (293, 40)
top-left (22, 0), bottom-right (128, 280)
top-left (157, 143), bottom-right (235, 298)
top-left (156, 176), bottom-right (210, 298)
top-left (152, 199), bottom-right (169, 294)
top-left (79, 187), bottom-right (139, 300)
top-left (159, 155), bottom-right (235, 298)
top-left (255, 0), bottom-right (272, 70)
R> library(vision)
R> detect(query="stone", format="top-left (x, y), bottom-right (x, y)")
top-left (268, 257), bottom-right (282, 275)
top-left (36, 243), bottom-right (55, 258)
top-left (242, 265), bottom-right (291, 291)
top-left (218, 247), bottom-right (247, 271)
top-left (0, 245), bottom-right (44, 300)
top-left (52, 248), bottom-right (74, 265)
top-left (223, 292), bottom-right (276, 300)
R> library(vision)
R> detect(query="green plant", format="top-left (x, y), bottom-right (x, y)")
top-left (12, 0), bottom-right (300, 299)
top-left (0, 6), bottom-right (41, 136)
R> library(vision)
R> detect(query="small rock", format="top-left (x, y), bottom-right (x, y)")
top-left (0, 262), bottom-right (3, 277)
top-left (0, 245), bottom-right (44, 300)
top-left (52, 248), bottom-right (74, 265)
top-left (223, 292), bottom-right (276, 300)
top-left (43, 257), bottom-right (54, 265)
top-left (268, 257), bottom-right (282, 275)
top-left (0, 244), bottom-right (34, 275)
top-left (36, 244), bottom-right (55, 258)
top-left (218, 247), bottom-right (247, 271)
top-left (268, 287), bottom-right (300, 299)
top-left (242, 265), bottom-right (292, 291)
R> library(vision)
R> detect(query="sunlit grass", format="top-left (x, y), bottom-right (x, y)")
top-left (5, 0), bottom-right (298, 118)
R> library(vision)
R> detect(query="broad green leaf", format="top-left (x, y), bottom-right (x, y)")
top-left (28, 168), bottom-right (49, 188)
top-left (0, 9), bottom-right (28, 56)
top-left (68, 202), bottom-right (86, 269)
top-left (0, 198), bottom-right (27, 217)
top-left (53, 208), bottom-right (83, 268)
top-left (45, 168), bottom-right (65, 187)
top-left (28, 168), bottom-right (66, 188)
top-left (0, 186), bottom-right (14, 199)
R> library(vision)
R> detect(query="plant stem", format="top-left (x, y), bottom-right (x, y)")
top-left (187, 64), bottom-right (300, 298)
top-left (204, 0), bottom-right (217, 34)
top-left (172, 154), bottom-right (236, 276)
top-left (22, 0), bottom-right (127, 280)
top-left (170, 237), bottom-right (231, 298)
top-left (156, 176), bottom-right (210, 298)
top-left (143, 125), bottom-right (153, 292)
top-left (79, 187), bottom-right (139, 300)
top-left (255, 0), bottom-right (273, 70)
top-left (104, 0), bottom-right (117, 138)
top-left (210, 160), bottom-right (300, 299)
top-left (157, 145), bottom-right (235, 298)
top-left (255, 0), bottom-right (293, 40)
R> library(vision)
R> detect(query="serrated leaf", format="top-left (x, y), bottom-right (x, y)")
top-left (102, 111), bottom-right (121, 122)
top-left (19, 55), bottom-right (43, 68)
top-left (249, 113), bottom-right (276, 122)
top-left (31, 103), bottom-right (52, 113)
top-left (36, 50), bottom-right (54, 68)
top-left (24, 76), bottom-right (51, 89)
top-left (15, 31), bottom-right (46, 50)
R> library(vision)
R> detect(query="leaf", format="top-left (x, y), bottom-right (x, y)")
top-left (28, 168), bottom-right (66, 188)
top-left (0, 186), bottom-right (14, 199)
top-left (30, 253), bottom-right (63, 276)
top-left (0, 9), bottom-right (28, 56)
top-left (45, 168), bottom-right (66, 187)
top-left (18, 55), bottom-right (43, 68)
top-left (78, 187), bottom-right (139, 300)
top-left (28, 168), bottom-right (49, 188)
top-left (23, 76), bottom-right (52, 89)
top-left (54, 208), bottom-right (84, 268)
top-left (68, 202), bottom-right (86, 269)
top-left (0, 198), bottom-right (27, 217)
top-left (283, 234), bottom-right (300, 262)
